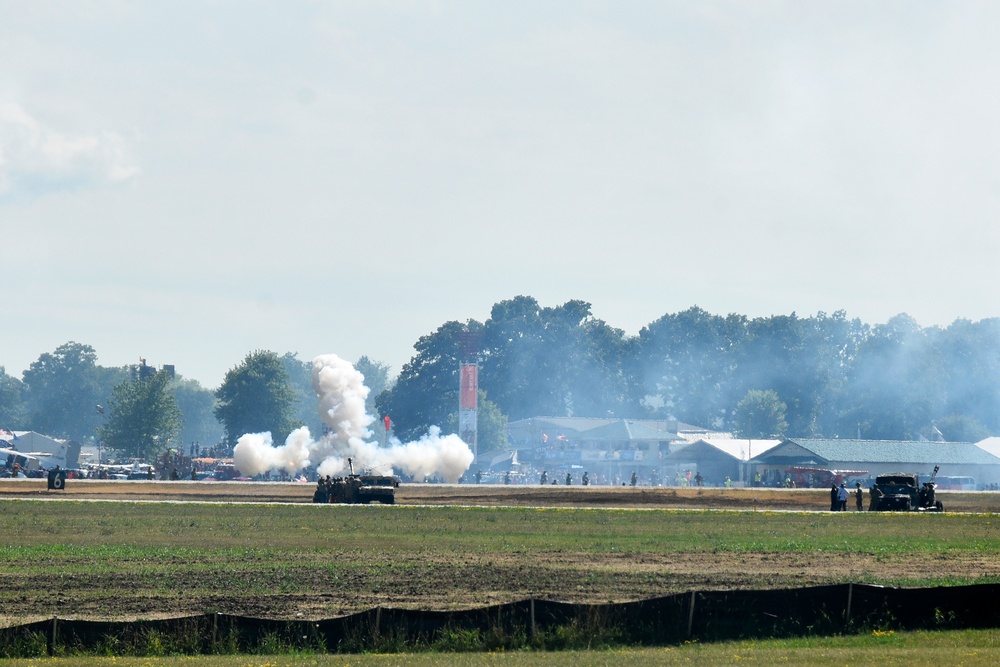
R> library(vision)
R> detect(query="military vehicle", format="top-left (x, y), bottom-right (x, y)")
top-left (873, 470), bottom-right (943, 512)
top-left (317, 458), bottom-right (398, 504)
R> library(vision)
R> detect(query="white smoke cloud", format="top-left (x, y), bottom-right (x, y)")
top-left (232, 353), bottom-right (474, 483)
top-left (0, 101), bottom-right (138, 196)
top-left (232, 427), bottom-right (314, 477)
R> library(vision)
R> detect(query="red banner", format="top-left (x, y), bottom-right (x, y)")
top-left (460, 365), bottom-right (478, 410)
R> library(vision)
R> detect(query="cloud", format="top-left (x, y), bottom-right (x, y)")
top-left (0, 101), bottom-right (138, 197)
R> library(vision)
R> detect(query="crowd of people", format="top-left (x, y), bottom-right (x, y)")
top-left (468, 466), bottom-right (723, 487)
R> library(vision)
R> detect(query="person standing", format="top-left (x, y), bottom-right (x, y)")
top-left (855, 482), bottom-right (864, 511)
top-left (869, 484), bottom-right (883, 511)
top-left (837, 482), bottom-right (850, 511)
top-left (830, 484), bottom-right (839, 511)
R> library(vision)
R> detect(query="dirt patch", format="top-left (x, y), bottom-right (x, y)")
top-left (5, 546), bottom-right (999, 624)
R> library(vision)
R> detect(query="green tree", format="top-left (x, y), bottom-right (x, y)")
top-left (98, 370), bottom-right (182, 460)
top-left (445, 390), bottom-right (509, 454)
top-left (635, 307), bottom-right (746, 427)
top-left (937, 318), bottom-right (1000, 434)
top-left (355, 356), bottom-right (393, 441)
top-left (355, 356), bottom-right (391, 415)
top-left (172, 377), bottom-right (223, 454)
top-left (21, 342), bottom-right (126, 439)
top-left (732, 389), bottom-right (788, 439)
top-left (0, 367), bottom-right (26, 427)
top-left (479, 296), bottom-right (546, 419)
top-left (842, 314), bottom-right (942, 440)
top-left (931, 415), bottom-right (989, 443)
top-left (279, 353), bottom-right (322, 436)
top-left (480, 297), bottom-right (633, 420)
top-left (215, 350), bottom-right (296, 447)
top-left (376, 321), bottom-right (474, 442)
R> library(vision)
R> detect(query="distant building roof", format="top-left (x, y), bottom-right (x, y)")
top-left (577, 419), bottom-right (679, 443)
top-left (975, 437), bottom-right (1000, 459)
top-left (1, 430), bottom-right (57, 449)
top-left (752, 439), bottom-right (1000, 466)
top-left (508, 416), bottom-right (699, 434)
top-left (665, 438), bottom-right (781, 463)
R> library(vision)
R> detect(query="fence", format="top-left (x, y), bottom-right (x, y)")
top-left (2, 582), bottom-right (999, 656)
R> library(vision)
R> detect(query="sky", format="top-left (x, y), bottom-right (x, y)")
top-left (3, 1), bottom-right (999, 389)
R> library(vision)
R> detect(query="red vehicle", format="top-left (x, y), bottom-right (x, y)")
top-left (213, 463), bottom-right (240, 481)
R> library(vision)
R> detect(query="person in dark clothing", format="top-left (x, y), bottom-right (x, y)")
top-left (869, 484), bottom-right (883, 511)
top-left (830, 484), bottom-right (839, 511)
top-left (855, 482), bottom-right (864, 511)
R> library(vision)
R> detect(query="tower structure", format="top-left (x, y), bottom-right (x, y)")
top-left (457, 331), bottom-right (481, 463)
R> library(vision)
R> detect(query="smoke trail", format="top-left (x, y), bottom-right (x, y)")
top-left (232, 354), bottom-right (474, 482)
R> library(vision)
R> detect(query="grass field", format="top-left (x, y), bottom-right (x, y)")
top-left (1, 629), bottom-right (1000, 666)
top-left (3, 498), bottom-right (1000, 623)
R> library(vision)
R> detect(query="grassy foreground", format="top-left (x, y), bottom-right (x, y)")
top-left (2, 499), bottom-right (1000, 622)
top-left (1, 628), bottom-right (999, 666)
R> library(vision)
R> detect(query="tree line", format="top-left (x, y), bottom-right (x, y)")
top-left (376, 297), bottom-right (1000, 445)
top-left (0, 344), bottom-right (391, 462)
top-left (2, 297), bottom-right (999, 463)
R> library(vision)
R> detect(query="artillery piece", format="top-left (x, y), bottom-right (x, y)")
top-left (873, 469), bottom-right (943, 512)
top-left (314, 457), bottom-right (397, 504)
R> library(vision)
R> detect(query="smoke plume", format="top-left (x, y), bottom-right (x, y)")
top-left (232, 354), bottom-right (474, 482)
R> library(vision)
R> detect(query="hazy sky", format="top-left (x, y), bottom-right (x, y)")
top-left (3, 1), bottom-right (999, 389)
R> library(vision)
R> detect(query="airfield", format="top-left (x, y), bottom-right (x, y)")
top-left (0, 478), bottom-right (998, 513)
top-left (3, 478), bottom-right (1000, 624)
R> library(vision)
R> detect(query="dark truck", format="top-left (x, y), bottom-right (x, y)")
top-left (873, 472), bottom-right (943, 512)
top-left (330, 473), bottom-right (397, 504)
top-left (315, 458), bottom-right (398, 505)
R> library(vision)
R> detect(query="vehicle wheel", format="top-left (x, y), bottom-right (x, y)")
top-left (936, 501), bottom-right (944, 511)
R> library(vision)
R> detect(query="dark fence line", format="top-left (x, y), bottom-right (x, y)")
top-left (2, 583), bottom-right (999, 656)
